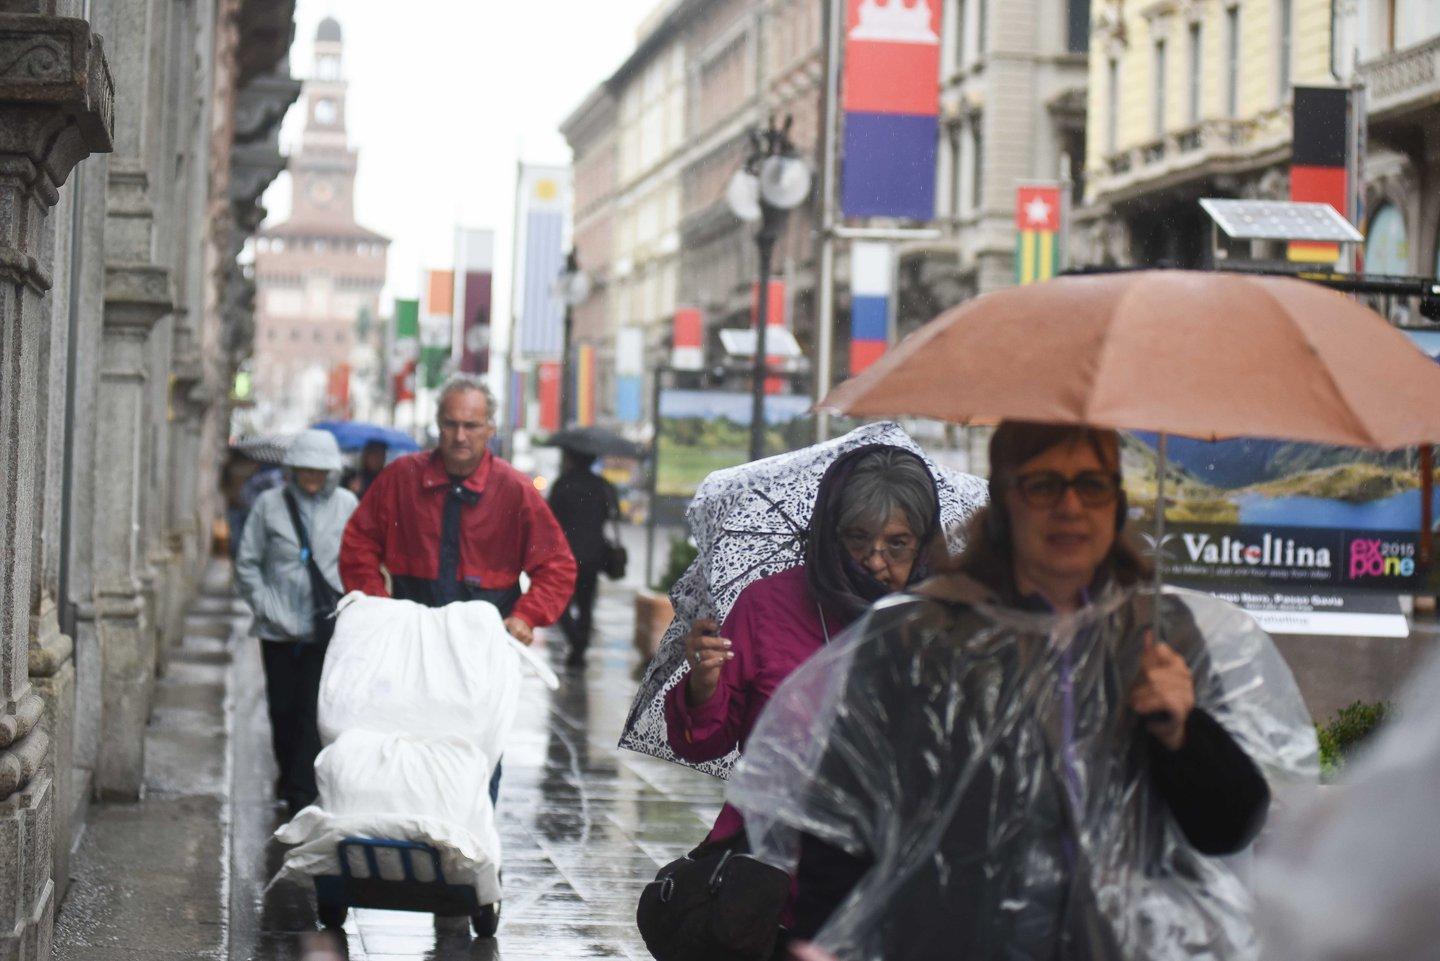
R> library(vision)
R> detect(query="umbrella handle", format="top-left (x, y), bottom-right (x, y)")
top-left (1153, 432), bottom-right (1167, 645)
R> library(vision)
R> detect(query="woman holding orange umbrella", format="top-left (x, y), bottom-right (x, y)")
top-left (725, 269), bottom-right (1440, 959)
top-left (735, 421), bottom-right (1307, 960)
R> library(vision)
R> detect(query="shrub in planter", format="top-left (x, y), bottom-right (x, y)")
top-left (1315, 700), bottom-right (1391, 779)
top-left (633, 534), bottom-right (697, 671)
top-left (652, 534), bottom-right (699, 596)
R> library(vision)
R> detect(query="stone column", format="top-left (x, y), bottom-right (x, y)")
top-left (91, 0), bottom-right (177, 799)
top-left (58, 150), bottom-right (109, 875)
top-left (0, 10), bottom-right (113, 958)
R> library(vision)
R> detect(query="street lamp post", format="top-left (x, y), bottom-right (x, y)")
top-left (555, 250), bottom-right (589, 429)
top-left (726, 116), bottom-right (812, 462)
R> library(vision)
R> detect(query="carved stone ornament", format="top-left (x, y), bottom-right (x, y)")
top-left (229, 140), bottom-right (287, 207)
top-left (0, 14), bottom-right (115, 191)
top-left (1096, 2), bottom-right (1128, 51)
top-left (232, 67), bottom-right (301, 145)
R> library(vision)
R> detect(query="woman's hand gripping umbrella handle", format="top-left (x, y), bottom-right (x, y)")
top-left (684, 617), bottom-right (733, 707)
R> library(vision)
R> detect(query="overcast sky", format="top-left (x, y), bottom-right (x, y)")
top-left (264, 0), bottom-right (663, 313)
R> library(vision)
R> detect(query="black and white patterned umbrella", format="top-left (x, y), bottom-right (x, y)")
top-left (618, 421), bottom-right (988, 777)
top-left (235, 432), bottom-right (295, 466)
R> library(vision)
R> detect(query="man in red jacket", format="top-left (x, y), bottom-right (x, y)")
top-left (339, 375), bottom-right (577, 645)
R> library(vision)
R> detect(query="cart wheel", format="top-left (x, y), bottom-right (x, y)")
top-left (317, 901), bottom-right (348, 929)
top-left (471, 902), bottom-right (500, 938)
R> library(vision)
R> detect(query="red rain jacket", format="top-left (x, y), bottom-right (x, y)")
top-left (339, 449), bottom-right (577, 628)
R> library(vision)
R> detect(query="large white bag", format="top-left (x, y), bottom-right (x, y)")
top-left (277, 593), bottom-right (558, 899)
top-left (275, 730), bottom-right (503, 904)
top-left (317, 593), bottom-right (558, 750)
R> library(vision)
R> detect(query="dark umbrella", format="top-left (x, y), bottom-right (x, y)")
top-left (540, 426), bottom-right (647, 460)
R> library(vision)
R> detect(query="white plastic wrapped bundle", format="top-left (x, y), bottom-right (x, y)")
top-left (274, 593), bottom-right (558, 901)
top-left (317, 593), bottom-right (556, 748)
top-left (274, 730), bottom-right (504, 903)
top-left (728, 583), bottom-right (1318, 961)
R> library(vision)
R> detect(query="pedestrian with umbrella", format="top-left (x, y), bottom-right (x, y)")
top-left (624, 423), bottom-right (986, 961)
top-left (727, 270), bottom-right (1440, 960)
top-left (547, 443), bottom-right (622, 667)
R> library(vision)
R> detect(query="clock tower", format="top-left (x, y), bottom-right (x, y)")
top-left (290, 16), bottom-right (356, 223)
top-left (252, 16), bottom-right (390, 425)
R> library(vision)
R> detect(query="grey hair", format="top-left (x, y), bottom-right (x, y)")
top-left (837, 448), bottom-right (937, 538)
top-left (435, 374), bottom-right (496, 425)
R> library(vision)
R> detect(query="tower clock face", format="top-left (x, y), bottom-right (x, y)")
top-left (314, 98), bottom-right (337, 124)
top-left (307, 180), bottom-right (335, 206)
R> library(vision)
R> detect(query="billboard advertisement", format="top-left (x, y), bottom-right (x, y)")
top-left (654, 389), bottom-right (812, 501)
top-left (1122, 428), bottom-right (1430, 634)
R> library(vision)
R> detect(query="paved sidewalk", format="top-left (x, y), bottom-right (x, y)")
top-left (57, 558), bottom-right (723, 960)
top-left (54, 563), bottom-right (241, 960)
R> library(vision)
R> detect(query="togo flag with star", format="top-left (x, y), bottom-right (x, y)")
top-left (1015, 184), bottom-right (1062, 285)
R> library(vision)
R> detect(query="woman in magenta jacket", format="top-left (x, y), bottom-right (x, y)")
top-left (664, 445), bottom-right (943, 845)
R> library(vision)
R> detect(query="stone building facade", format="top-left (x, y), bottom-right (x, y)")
top-left (929, 0), bottom-right (1091, 306)
top-left (1076, 0), bottom-right (1440, 283)
top-left (1076, 0), bottom-right (1337, 267)
top-left (0, 0), bottom-right (297, 956)
top-left (252, 18), bottom-right (390, 430)
top-left (561, 0), bottom-right (825, 426)
top-left (1349, 2), bottom-right (1440, 288)
top-left (562, 0), bottom-right (1097, 426)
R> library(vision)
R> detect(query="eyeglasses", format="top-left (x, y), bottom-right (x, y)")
top-left (1010, 470), bottom-right (1121, 510)
top-left (840, 530), bottom-right (919, 564)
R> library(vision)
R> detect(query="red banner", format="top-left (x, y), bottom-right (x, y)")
top-left (751, 280), bottom-right (786, 394)
top-left (392, 359), bottom-right (416, 404)
top-left (672, 306), bottom-right (704, 370)
top-left (537, 362), bottom-right (561, 432)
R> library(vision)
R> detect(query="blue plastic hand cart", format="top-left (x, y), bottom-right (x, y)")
top-left (314, 837), bottom-right (500, 937)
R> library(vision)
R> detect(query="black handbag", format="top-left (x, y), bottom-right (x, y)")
top-left (282, 489), bottom-right (342, 645)
top-left (636, 833), bottom-right (790, 961)
top-left (601, 489), bottom-right (628, 581)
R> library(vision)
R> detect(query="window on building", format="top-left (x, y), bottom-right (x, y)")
top-left (1225, 6), bottom-right (1240, 116)
top-left (1277, 0), bottom-right (1292, 99)
top-left (954, 0), bottom-right (969, 68)
top-left (1188, 22), bottom-right (1203, 124)
top-left (1153, 39), bottom-right (1167, 139)
top-left (946, 126), bottom-right (962, 217)
top-left (1067, 0), bottom-right (1091, 54)
top-left (1107, 57), bottom-right (1120, 154)
top-left (970, 124), bottom-right (984, 212)
top-left (977, 0), bottom-right (988, 51)
top-left (1390, 0), bottom-right (1440, 50)
top-left (1365, 203), bottom-right (1409, 275)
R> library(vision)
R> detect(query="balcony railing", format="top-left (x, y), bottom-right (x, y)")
top-left (1089, 113), bottom-right (1288, 202)
top-left (1360, 34), bottom-right (1440, 120)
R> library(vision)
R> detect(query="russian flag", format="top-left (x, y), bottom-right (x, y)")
top-left (850, 242), bottom-right (892, 374)
top-left (841, 0), bottom-right (941, 221)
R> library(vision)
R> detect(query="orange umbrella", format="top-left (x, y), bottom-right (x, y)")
top-left (822, 270), bottom-right (1440, 449)
top-left (821, 270), bottom-right (1440, 628)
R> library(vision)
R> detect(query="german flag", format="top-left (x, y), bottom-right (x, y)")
top-left (1015, 185), bottom-right (1062, 285)
top-left (1289, 87), bottom-right (1351, 264)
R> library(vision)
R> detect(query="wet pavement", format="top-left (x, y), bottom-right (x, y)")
top-left (233, 579), bottom-right (722, 960)
top-left (58, 546), bottom-right (723, 961)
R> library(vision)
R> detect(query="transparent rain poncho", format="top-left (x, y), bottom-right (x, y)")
top-left (728, 580), bottom-right (1318, 961)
